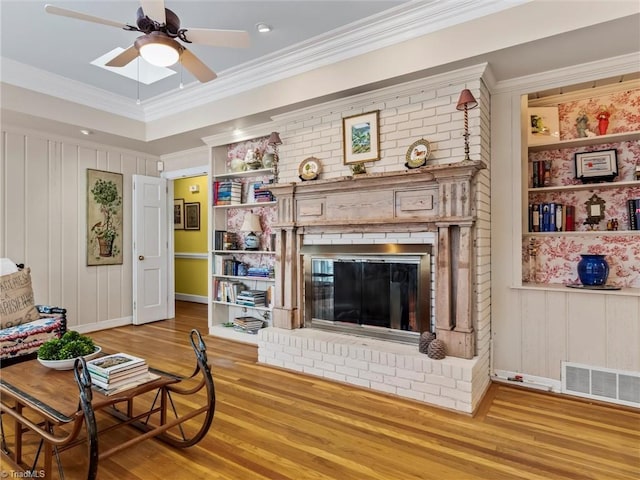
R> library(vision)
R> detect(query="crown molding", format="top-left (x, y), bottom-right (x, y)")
top-left (492, 52), bottom-right (640, 96)
top-left (1, 0), bottom-right (523, 125)
top-left (142, 0), bottom-right (525, 121)
top-left (0, 57), bottom-right (144, 121)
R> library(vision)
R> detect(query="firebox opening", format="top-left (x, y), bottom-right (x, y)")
top-left (302, 244), bottom-right (433, 344)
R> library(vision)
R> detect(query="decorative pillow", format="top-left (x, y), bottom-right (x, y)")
top-left (0, 268), bottom-right (40, 329)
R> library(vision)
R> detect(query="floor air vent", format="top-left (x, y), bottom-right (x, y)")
top-left (562, 362), bottom-right (640, 408)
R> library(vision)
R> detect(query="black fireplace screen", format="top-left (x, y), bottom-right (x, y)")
top-left (303, 245), bottom-right (431, 343)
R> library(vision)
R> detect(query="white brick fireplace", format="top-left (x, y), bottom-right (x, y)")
top-left (260, 163), bottom-right (490, 413)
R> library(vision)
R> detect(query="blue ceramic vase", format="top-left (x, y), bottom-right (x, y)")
top-left (577, 254), bottom-right (609, 286)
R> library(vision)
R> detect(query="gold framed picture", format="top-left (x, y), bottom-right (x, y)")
top-left (342, 110), bottom-right (380, 164)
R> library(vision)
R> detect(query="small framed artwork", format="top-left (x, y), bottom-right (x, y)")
top-left (184, 202), bottom-right (201, 230)
top-left (528, 107), bottom-right (560, 145)
top-left (174, 198), bottom-right (184, 230)
top-left (574, 149), bottom-right (618, 183)
top-left (342, 110), bottom-right (380, 164)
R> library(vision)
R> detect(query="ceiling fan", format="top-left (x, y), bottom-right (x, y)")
top-left (44, 1), bottom-right (251, 83)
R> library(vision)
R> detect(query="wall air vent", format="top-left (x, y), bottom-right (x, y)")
top-left (562, 362), bottom-right (640, 408)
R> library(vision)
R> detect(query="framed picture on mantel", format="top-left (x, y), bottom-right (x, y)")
top-left (342, 110), bottom-right (380, 164)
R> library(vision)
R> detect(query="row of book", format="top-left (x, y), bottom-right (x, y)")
top-left (86, 353), bottom-right (158, 396)
top-left (214, 254), bottom-right (243, 276)
top-left (214, 279), bottom-right (246, 303)
top-left (530, 160), bottom-right (552, 188)
top-left (214, 231), bottom-right (238, 251)
top-left (528, 203), bottom-right (576, 232)
top-left (628, 198), bottom-right (640, 230)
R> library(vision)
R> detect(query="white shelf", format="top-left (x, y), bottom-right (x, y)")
top-left (528, 131), bottom-right (640, 152)
top-left (212, 274), bottom-right (275, 282)
top-left (211, 300), bottom-right (272, 312)
top-left (209, 324), bottom-right (261, 345)
top-left (514, 282), bottom-right (640, 297)
top-left (524, 230), bottom-right (640, 237)
top-left (214, 201), bottom-right (276, 209)
top-left (214, 168), bottom-right (273, 179)
top-left (528, 180), bottom-right (640, 193)
top-left (212, 250), bottom-right (275, 255)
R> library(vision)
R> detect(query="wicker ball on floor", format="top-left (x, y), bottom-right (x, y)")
top-left (427, 338), bottom-right (446, 360)
top-left (418, 332), bottom-right (436, 354)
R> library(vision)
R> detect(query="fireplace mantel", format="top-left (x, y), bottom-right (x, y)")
top-left (268, 160), bottom-right (486, 359)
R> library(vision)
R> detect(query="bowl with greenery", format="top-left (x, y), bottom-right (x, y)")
top-left (37, 331), bottom-right (101, 370)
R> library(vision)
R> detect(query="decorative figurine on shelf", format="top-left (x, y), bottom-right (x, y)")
top-left (576, 111), bottom-right (589, 138)
top-left (596, 105), bottom-right (611, 135)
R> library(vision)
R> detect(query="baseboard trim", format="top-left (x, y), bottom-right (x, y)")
top-left (175, 293), bottom-right (208, 304)
top-left (72, 316), bottom-right (132, 334)
top-left (492, 369), bottom-right (561, 393)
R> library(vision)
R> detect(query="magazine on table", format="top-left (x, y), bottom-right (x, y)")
top-left (86, 352), bottom-right (146, 377)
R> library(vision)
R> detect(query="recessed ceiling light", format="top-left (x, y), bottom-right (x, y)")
top-left (80, 129), bottom-right (92, 135)
top-left (256, 23), bottom-right (272, 33)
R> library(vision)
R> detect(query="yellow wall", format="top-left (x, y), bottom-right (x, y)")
top-left (174, 176), bottom-right (208, 297)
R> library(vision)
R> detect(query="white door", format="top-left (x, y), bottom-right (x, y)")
top-left (133, 175), bottom-right (168, 325)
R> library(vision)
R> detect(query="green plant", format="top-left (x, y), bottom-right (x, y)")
top-left (38, 331), bottom-right (96, 360)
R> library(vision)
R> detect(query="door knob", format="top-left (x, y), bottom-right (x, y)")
top-left (138, 255), bottom-right (144, 261)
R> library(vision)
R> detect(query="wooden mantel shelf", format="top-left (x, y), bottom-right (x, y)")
top-left (268, 160), bottom-right (486, 360)
top-left (269, 160), bottom-right (487, 230)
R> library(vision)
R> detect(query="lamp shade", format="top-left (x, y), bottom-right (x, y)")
top-left (456, 89), bottom-right (478, 111)
top-left (135, 33), bottom-right (181, 67)
top-left (268, 131), bottom-right (282, 146)
top-left (241, 213), bottom-right (262, 233)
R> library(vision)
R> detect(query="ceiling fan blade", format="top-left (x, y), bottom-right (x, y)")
top-left (139, 0), bottom-right (166, 24)
top-left (105, 46), bottom-right (139, 67)
top-left (44, 4), bottom-right (128, 29)
top-left (180, 48), bottom-right (217, 83)
top-left (182, 28), bottom-right (250, 48)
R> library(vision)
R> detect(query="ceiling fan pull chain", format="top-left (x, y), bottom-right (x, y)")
top-left (136, 59), bottom-right (141, 105)
top-left (180, 61), bottom-right (184, 90)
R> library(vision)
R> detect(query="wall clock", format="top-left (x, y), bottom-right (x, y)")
top-left (299, 157), bottom-right (321, 181)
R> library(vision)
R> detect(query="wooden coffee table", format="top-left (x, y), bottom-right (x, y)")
top-left (0, 329), bottom-right (215, 480)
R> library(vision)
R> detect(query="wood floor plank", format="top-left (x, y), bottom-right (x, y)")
top-left (2, 301), bottom-right (638, 479)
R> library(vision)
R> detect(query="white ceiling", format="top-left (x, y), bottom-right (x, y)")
top-left (1, 1), bottom-right (639, 156)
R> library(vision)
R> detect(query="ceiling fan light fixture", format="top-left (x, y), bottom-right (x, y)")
top-left (135, 33), bottom-right (182, 67)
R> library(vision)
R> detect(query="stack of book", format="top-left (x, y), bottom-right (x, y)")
top-left (233, 316), bottom-right (264, 333)
top-left (246, 266), bottom-right (272, 278)
top-left (86, 353), bottom-right (157, 396)
top-left (214, 180), bottom-right (242, 206)
top-left (253, 183), bottom-right (274, 203)
top-left (236, 289), bottom-right (266, 307)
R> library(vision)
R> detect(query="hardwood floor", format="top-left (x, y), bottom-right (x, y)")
top-left (3, 301), bottom-right (639, 479)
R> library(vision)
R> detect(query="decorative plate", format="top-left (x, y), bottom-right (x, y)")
top-left (405, 139), bottom-right (431, 169)
top-left (37, 346), bottom-right (102, 370)
top-left (299, 157), bottom-right (321, 181)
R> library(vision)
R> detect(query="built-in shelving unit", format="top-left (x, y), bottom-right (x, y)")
top-left (208, 144), bottom-right (278, 344)
top-left (523, 90), bottom-right (640, 291)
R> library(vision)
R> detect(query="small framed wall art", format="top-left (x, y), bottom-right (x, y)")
top-left (184, 202), bottom-right (201, 230)
top-left (574, 149), bottom-right (618, 183)
top-left (174, 198), bottom-right (184, 230)
top-left (342, 110), bottom-right (380, 164)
